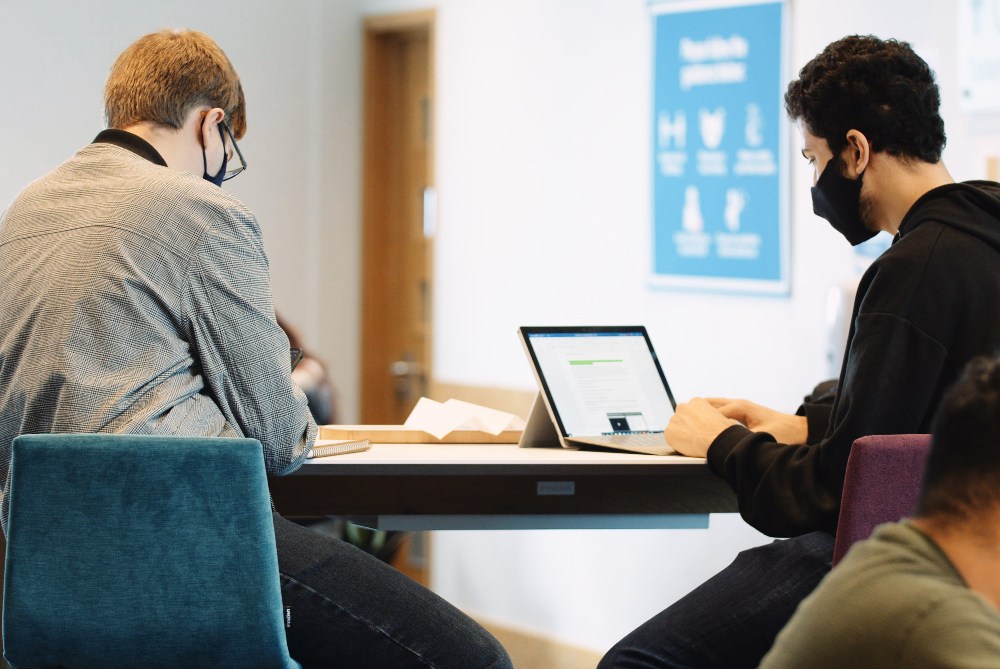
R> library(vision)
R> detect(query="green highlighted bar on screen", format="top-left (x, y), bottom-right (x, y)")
top-left (569, 359), bottom-right (624, 365)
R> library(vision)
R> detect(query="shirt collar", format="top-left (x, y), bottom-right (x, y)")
top-left (92, 129), bottom-right (167, 167)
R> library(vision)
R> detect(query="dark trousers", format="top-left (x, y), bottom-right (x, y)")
top-left (273, 514), bottom-right (513, 669)
top-left (598, 531), bottom-right (835, 669)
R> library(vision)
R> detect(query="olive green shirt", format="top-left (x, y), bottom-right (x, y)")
top-left (759, 522), bottom-right (1000, 669)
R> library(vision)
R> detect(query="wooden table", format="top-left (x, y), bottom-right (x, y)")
top-left (267, 443), bottom-right (738, 530)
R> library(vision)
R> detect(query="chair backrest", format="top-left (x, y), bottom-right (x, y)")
top-left (832, 434), bottom-right (932, 566)
top-left (3, 434), bottom-right (299, 669)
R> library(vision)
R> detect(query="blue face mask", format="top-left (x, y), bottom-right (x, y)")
top-left (202, 122), bottom-right (229, 187)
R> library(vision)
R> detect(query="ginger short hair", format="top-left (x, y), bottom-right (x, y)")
top-left (104, 29), bottom-right (246, 139)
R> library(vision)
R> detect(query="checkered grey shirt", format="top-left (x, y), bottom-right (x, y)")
top-left (0, 137), bottom-right (316, 533)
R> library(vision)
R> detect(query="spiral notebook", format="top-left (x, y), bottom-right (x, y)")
top-left (307, 439), bottom-right (372, 459)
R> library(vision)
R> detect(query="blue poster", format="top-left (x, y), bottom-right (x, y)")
top-left (650, 0), bottom-right (789, 294)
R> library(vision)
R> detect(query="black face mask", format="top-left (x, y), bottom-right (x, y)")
top-left (811, 162), bottom-right (877, 246)
top-left (202, 122), bottom-right (229, 187)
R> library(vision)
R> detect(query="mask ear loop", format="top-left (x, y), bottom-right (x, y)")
top-left (201, 115), bottom-right (211, 176)
top-left (200, 117), bottom-right (229, 186)
top-left (216, 121), bottom-right (229, 177)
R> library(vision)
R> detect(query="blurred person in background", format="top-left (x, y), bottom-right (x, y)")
top-left (277, 314), bottom-right (337, 425)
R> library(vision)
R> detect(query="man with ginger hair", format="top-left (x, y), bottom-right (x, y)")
top-left (0, 29), bottom-right (511, 668)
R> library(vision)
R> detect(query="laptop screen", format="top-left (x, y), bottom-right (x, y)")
top-left (521, 327), bottom-right (676, 438)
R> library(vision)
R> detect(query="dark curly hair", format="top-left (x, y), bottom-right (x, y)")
top-left (785, 35), bottom-right (945, 163)
top-left (916, 356), bottom-right (1000, 519)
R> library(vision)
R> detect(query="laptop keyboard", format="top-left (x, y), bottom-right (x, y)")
top-left (596, 433), bottom-right (668, 446)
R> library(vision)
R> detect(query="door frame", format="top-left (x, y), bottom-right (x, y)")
top-left (359, 9), bottom-right (436, 424)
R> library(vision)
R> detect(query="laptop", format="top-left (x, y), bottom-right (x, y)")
top-left (518, 326), bottom-right (677, 455)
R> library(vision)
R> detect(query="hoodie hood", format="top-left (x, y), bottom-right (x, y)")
top-left (897, 181), bottom-right (1000, 254)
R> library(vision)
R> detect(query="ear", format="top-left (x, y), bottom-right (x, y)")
top-left (843, 129), bottom-right (871, 177)
top-left (199, 107), bottom-right (226, 148)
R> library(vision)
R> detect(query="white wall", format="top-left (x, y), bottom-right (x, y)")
top-left (0, 0), bottom-right (364, 422)
top-left (359, 0), bottom-right (999, 653)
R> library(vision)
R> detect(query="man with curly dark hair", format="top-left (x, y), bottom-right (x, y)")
top-left (600, 35), bottom-right (1000, 669)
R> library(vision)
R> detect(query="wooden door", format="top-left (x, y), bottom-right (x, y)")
top-left (361, 11), bottom-right (435, 425)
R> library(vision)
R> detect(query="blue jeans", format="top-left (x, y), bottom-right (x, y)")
top-left (273, 514), bottom-right (512, 669)
top-left (598, 531), bottom-right (835, 669)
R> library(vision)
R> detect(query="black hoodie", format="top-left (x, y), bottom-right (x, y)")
top-left (707, 181), bottom-right (1000, 538)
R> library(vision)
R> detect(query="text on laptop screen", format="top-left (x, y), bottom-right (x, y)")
top-left (528, 332), bottom-right (674, 437)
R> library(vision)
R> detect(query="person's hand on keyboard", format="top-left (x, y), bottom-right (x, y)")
top-left (665, 398), bottom-right (740, 458)
top-left (706, 398), bottom-right (808, 445)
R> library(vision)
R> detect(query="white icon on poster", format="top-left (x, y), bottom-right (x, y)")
top-left (682, 185), bottom-right (704, 232)
top-left (697, 108), bottom-right (728, 176)
top-left (716, 188), bottom-right (761, 259)
top-left (658, 110), bottom-right (688, 177)
top-left (734, 102), bottom-right (776, 176)
top-left (699, 107), bottom-right (726, 149)
top-left (675, 185), bottom-right (711, 258)
top-left (745, 103), bottom-right (764, 147)
top-left (724, 188), bottom-right (746, 231)
top-left (658, 110), bottom-right (687, 149)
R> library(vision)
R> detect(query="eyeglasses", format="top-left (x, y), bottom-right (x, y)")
top-left (221, 120), bottom-right (247, 181)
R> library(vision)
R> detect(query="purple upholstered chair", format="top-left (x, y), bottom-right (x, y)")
top-left (832, 434), bottom-right (932, 566)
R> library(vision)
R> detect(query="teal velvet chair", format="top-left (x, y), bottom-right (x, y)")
top-left (2, 434), bottom-right (300, 669)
